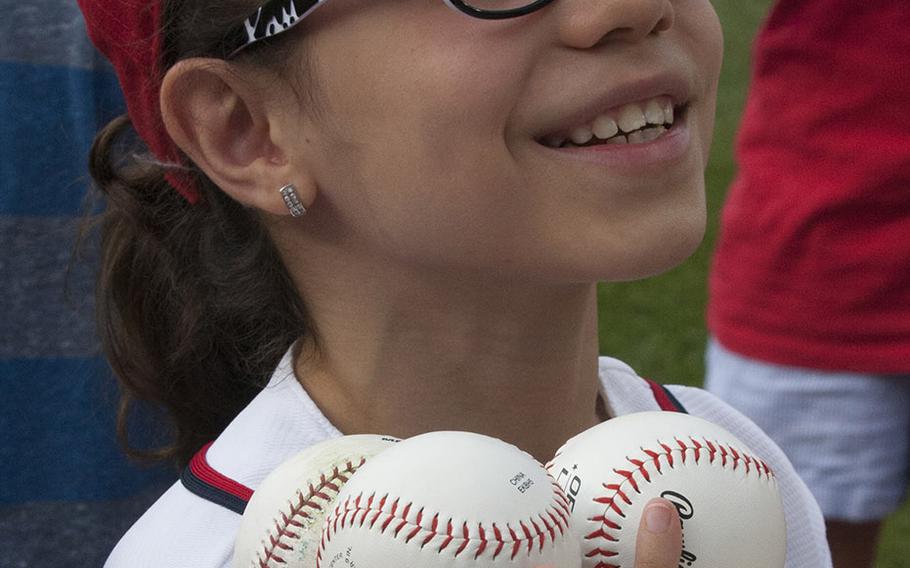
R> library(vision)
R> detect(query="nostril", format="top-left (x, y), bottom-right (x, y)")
top-left (652, 19), bottom-right (673, 35)
top-left (653, 3), bottom-right (675, 34)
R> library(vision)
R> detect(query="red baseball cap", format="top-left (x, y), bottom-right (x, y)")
top-left (78, 0), bottom-right (199, 203)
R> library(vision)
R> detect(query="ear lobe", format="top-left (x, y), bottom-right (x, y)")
top-left (159, 58), bottom-right (314, 216)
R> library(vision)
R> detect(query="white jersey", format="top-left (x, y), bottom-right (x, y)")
top-left (106, 348), bottom-right (832, 568)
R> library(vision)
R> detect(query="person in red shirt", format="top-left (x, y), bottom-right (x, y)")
top-left (706, 1), bottom-right (910, 566)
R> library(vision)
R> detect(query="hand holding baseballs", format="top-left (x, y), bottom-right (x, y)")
top-left (236, 412), bottom-right (786, 568)
top-left (548, 411), bottom-right (786, 568)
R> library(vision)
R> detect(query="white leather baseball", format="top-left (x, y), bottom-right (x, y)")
top-left (233, 435), bottom-right (401, 568)
top-left (547, 411), bottom-right (786, 568)
top-left (317, 431), bottom-right (582, 568)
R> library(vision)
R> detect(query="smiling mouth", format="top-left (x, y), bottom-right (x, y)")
top-left (537, 96), bottom-right (688, 149)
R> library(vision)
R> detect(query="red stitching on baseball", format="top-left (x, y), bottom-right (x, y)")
top-left (316, 470), bottom-right (570, 568)
top-left (586, 547), bottom-right (619, 558)
top-left (676, 439), bottom-right (689, 463)
top-left (547, 509), bottom-right (565, 537)
top-left (493, 522), bottom-right (505, 558)
top-left (439, 518), bottom-right (454, 552)
top-left (520, 519), bottom-right (533, 554)
top-left (583, 438), bottom-right (776, 567)
top-left (690, 437), bottom-right (703, 463)
top-left (456, 523), bottom-right (470, 556)
top-left (540, 513), bottom-right (555, 543)
top-left (509, 525), bottom-right (520, 560)
top-left (381, 509), bottom-right (395, 533)
top-left (255, 457), bottom-right (366, 568)
top-left (475, 524), bottom-right (488, 559)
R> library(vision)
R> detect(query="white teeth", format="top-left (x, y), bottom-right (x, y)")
top-left (570, 125), bottom-right (594, 145)
top-left (645, 99), bottom-right (665, 126)
top-left (617, 104), bottom-right (647, 133)
top-left (543, 96), bottom-right (680, 148)
top-left (592, 115), bottom-right (619, 140)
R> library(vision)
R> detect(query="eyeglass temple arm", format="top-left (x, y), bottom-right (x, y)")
top-left (223, 0), bottom-right (330, 59)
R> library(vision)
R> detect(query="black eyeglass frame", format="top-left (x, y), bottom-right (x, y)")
top-left (221, 0), bottom-right (557, 59)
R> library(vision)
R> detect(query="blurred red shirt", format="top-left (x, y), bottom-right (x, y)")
top-left (708, 0), bottom-right (910, 373)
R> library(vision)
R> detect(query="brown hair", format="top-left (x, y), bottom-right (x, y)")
top-left (84, 0), bottom-right (312, 467)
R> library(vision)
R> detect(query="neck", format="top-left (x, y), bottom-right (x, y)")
top-left (293, 268), bottom-right (604, 463)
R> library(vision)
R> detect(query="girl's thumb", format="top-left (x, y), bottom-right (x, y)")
top-left (634, 498), bottom-right (683, 568)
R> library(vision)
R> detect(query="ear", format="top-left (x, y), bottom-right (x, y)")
top-left (159, 59), bottom-right (317, 216)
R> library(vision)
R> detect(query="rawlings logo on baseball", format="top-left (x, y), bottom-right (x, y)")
top-left (659, 491), bottom-right (694, 520)
top-left (547, 411), bottom-right (787, 568)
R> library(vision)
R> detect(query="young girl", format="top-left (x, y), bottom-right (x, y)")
top-left (77, 0), bottom-right (831, 566)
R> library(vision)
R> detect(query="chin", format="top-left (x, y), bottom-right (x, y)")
top-left (599, 213), bottom-right (707, 283)
top-left (646, 231), bottom-right (704, 278)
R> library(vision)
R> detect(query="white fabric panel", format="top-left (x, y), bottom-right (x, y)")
top-left (671, 384), bottom-right (832, 568)
top-left (106, 349), bottom-right (831, 567)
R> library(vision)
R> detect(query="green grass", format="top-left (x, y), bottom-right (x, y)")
top-left (595, 2), bottom-right (909, 564)
top-left (879, 499), bottom-right (910, 567)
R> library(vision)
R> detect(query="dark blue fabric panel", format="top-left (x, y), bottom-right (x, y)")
top-left (0, 357), bottom-right (173, 503)
top-left (0, 216), bottom-right (100, 359)
top-left (0, 62), bottom-right (124, 216)
top-left (0, 484), bottom-right (169, 567)
top-left (0, 1), bottom-right (100, 69)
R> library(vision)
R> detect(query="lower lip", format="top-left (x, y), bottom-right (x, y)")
top-left (538, 112), bottom-right (692, 169)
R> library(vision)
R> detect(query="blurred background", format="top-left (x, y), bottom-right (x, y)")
top-left (597, 0), bottom-right (910, 565)
top-left (0, 2), bottom-right (177, 567)
top-left (0, 0), bottom-right (906, 566)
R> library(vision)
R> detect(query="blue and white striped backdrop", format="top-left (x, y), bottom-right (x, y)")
top-left (1, 4), bottom-right (172, 561)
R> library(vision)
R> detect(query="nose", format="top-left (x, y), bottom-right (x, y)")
top-left (555, 0), bottom-right (675, 49)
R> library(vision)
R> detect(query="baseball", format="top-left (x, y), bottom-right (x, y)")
top-left (233, 435), bottom-right (401, 568)
top-left (316, 431), bottom-right (582, 568)
top-left (547, 411), bottom-right (786, 568)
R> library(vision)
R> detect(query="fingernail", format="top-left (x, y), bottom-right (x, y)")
top-left (645, 502), bottom-right (672, 533)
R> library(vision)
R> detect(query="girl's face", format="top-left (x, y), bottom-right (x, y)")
top-left (288, 0), bottom-right (724, 283)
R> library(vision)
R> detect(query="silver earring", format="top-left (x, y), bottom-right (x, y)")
top-left (279, 184), bottom-right (307, 217)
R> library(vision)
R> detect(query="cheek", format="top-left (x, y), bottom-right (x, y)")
top-left (692, 2), bottom-right (725, 105)
top-left (321, 23), bottom-right (526, 152)
top-left (308, 22), bottom-right (535, 261)
top-left (676, 1), bottom-right (724, 165)
top-left (682, 0), bottom-right (724, 70)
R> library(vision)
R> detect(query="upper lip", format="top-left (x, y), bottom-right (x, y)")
top-left (533, 71), bottom-right (693, 140)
